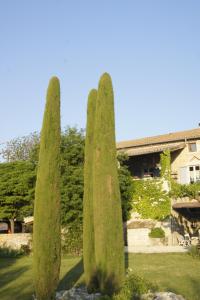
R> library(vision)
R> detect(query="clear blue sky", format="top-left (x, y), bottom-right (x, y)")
top-left (0, 0), bottom-right (200, 146)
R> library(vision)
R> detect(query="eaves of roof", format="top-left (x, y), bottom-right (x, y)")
top-left (118, 142), bottom-right (185, 157)
top-left (117, 128), bottom-right (200, 150)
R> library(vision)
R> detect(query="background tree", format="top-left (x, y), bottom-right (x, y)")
top-left (117, 153), bottom-right (134, 222)
top-left (0, 127), bottom-right (133, 248)
top-left (33, 77), bottom-right (61, 300)
top-left (60, 127), bottom-right (85, 254)
top-left (83, 89), bottom-right (97, 288)
top-left (93, 73), bottom-right (124, 294)
top-left (0, 132), bottom-right (39, 162)
top-left (0, 161), bottom-right (36, 233)
top-left (60, 127), bottom-right (85, 228)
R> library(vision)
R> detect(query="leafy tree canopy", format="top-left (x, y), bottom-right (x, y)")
top-left (0, 127), bottom-right (133, 230)
top-left (60, 127), bottom-right (85, 228)
top-left (0, 132), bottom-right (39, 162)
top-left (0, 161), bottom-right (36, 222)
top-left (118, 153), bottom-right (134, 221)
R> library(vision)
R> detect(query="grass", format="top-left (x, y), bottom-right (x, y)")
top-left (0, 253), bottom-right (200, 300)
top-left (128, 253), bottom-right (200, 300)
top-left (0, 255), bottom-right (82, 300)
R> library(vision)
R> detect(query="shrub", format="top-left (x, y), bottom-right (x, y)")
top-left (112, 273), bottom-right (157, 300)
top-left (0, 245), bottom-right (24, 258)
top-left (188, 245), bottom-right (200, 259)
top-left (149, 227), bottom-right (165, 238)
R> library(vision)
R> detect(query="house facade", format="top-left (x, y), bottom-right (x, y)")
top-left (117, 128), bottom-right (200, 247)
top-left (117, 128), bottom-right (200, 184)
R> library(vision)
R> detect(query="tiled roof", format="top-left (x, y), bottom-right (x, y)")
top-left (120, 142), bottom-right (185, 156)
top-left (117, 128), bottom-right (200, 150)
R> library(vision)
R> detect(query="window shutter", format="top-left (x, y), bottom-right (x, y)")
top-left (179, 166), bottom-right (190, 184)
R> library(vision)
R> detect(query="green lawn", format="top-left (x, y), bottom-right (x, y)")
top-left (0, 253), bottom-right (200, 300)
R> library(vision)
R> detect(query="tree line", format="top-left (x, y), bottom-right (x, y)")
top-left (0, 128), bottom-right (133, 234)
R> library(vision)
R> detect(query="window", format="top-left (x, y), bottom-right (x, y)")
top-left (188, 143), bottom-right (197, 152)
top-left (189, 165), bottom-right (200, 183)
top-left (195, 166), bottom-right (200, 182)
top-left (189, 166), bottom-right (195, 183)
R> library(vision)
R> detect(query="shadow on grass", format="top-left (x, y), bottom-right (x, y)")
top-left (58, 258), bottom-right (84, 290)
top-left (0, 284), bottom-right (33, 300)
top-left (0, 258), bottom-right (32, 300)
top-left (0, 265), bottom-right (30, 288)
top-left (0, 257), bottom-right (17, 271)
top-left (58, 251), bottom-right (128, 294)
top-left (0, 257), bottom-right (30, 289)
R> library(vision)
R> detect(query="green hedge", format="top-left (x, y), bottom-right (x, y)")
top-left (149, 227), bottom-right (165, 238)
top-left (170, 181), bottom-right (200, 199)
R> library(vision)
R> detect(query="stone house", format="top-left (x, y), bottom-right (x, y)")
top-left (117, 128), bottom-right (200, 247)
top-left (117, 127), bottom-right (200, 184)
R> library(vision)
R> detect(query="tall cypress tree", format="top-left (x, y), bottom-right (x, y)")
top-left (83, 89), bottom-right (97, 289)
top-left (33, 77), bottom-right (61, 300)
top-left (93, 73), bottom-right (124, 294)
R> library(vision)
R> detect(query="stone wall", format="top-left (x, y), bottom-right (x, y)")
top-left (128, 228), bottom-right (150, 246)
top-left (127, 218), bottom-right (171, 247)
top-left (0, 233), bottom-right (32, 250)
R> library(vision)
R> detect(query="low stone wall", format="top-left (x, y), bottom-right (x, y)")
top-left (128, 228), bottom-right (150, 246)
top-left (127, 218), bottom-right (172, 247)
top-left (127, 228), bottom-right (167, 246)
top-left (0, 233), bottom-right (32, 250)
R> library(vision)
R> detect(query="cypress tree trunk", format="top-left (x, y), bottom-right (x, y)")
top-left (83, 89), bottom-right (97, 290)
top-left (33, 77), bottom-right (61, 300)
top-left (9, 219), bottom-right (14, 233)
top-left (93, 73), bottom-right (124, 294)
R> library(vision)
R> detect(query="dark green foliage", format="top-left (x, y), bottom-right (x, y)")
top-left (83, 89), bottom-right (97, 287)
top-left (60, 127), bottom-right (85, 227)
top-left (117, 154), bottom-right (134, 222)
top-left (0, 161), bottom-right (36, 232)
top-left (149, 227), bottom-right (165, 238)
top-left (60, 127), bottom-right (132, 256)
top-left (60, 127), bottom-right (84, 255)
top-left (0, 126), bottom-right (132, 231)
top-left (33, 77), bottom-right (61, 300)
top-left (93, 73), bottom-right (124, 294)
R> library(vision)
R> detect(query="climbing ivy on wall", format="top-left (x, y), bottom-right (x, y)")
top-left (160, 149), bottom-right (171, 182)
top-left (132, 180), bottom-right (171, 220)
